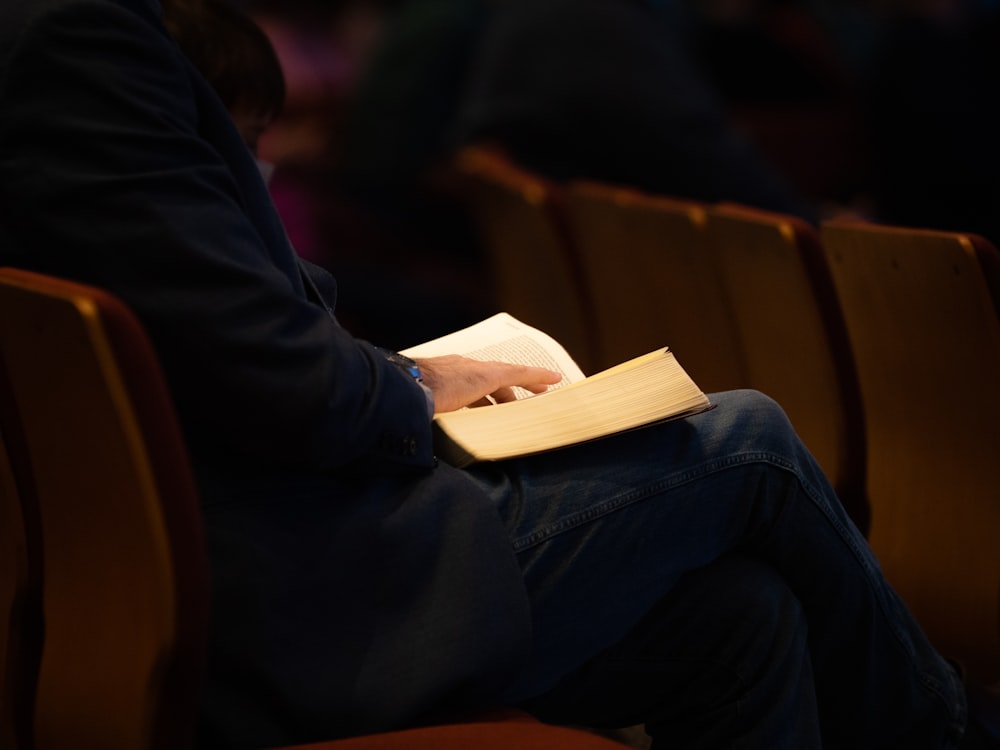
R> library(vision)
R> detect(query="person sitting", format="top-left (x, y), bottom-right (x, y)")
top-left (1, 0), bottom-right (997, 748)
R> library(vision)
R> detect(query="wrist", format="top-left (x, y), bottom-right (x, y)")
top-left (378, 348), bottom-right (423, 383)
top-left (378, 348), bottom-right (434, 418)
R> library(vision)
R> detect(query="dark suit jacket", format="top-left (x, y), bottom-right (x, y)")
top-left (0, 0), bottom-right (530, 746)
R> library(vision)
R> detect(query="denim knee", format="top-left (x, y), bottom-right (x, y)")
top-left (700, 389), bottom-right (834, 503)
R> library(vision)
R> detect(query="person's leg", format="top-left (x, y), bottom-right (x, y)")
top-left (520, 555), bottom-right (821, 750)
top-left (465, 389), bottom-right (966, 748)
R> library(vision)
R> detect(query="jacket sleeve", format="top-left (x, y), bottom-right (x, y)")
top-left (0, 0), bottom-right (435, 474)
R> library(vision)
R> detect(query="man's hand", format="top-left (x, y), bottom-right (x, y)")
top-left (415, 354), bottom-right (563, 414)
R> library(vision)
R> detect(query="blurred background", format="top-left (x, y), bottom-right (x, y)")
top-left (233, 0), bottom-right (1000, 349)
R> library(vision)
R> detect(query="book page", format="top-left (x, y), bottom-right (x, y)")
top-left (401, 313), bottom-right (586, 393)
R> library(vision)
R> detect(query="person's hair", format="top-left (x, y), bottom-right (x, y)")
top-left (162, 0), bottom-right (286, 120)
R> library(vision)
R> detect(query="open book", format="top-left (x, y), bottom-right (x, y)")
top-left (401, 313), bottom-right (712, 468)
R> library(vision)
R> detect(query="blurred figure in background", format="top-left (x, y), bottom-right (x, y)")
top-left (338, 0), bottom-right (825, 224)
top-left (447, 0), bottom-right (819, 220)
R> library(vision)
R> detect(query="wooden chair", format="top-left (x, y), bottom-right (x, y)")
top-left (563, 180), bottom-right (746, 389)
top-left (452, 146), bottom-right (601, 374)
top-left (702, 204), bottom-right (869, 534)
top-left (819, 221), bottom-right (1000, 682)
top-left (0, 267), bottom-right (629, 750)
top-left (0, 267), bottom-right (212, 750)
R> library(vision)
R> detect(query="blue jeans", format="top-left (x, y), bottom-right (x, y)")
top-left (464, 390), bottom-right (967, 749)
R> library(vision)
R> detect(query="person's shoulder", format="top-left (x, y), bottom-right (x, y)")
top-left (1, 0), bottom-right (186, 104)
top-left (1, 0), bottom-right (163, 58)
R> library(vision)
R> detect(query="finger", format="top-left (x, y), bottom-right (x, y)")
top-left (524, 366), bottom-right (563, 384)
top-left (498, 363), bottom-right (561, 384)
top-left (490, 386), bottom-right (518, 403)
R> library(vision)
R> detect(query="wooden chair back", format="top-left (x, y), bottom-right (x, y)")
top-left (702, 204), bottom-right (869, 533)
top-left (563, 180), bottom-right (746, 388)
top-left (819, 221), bottom-right (1000, 681)
top-left (0, 267), bottom-right (210, 750)
top-left (452, 146), bottom-right (600, 373)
